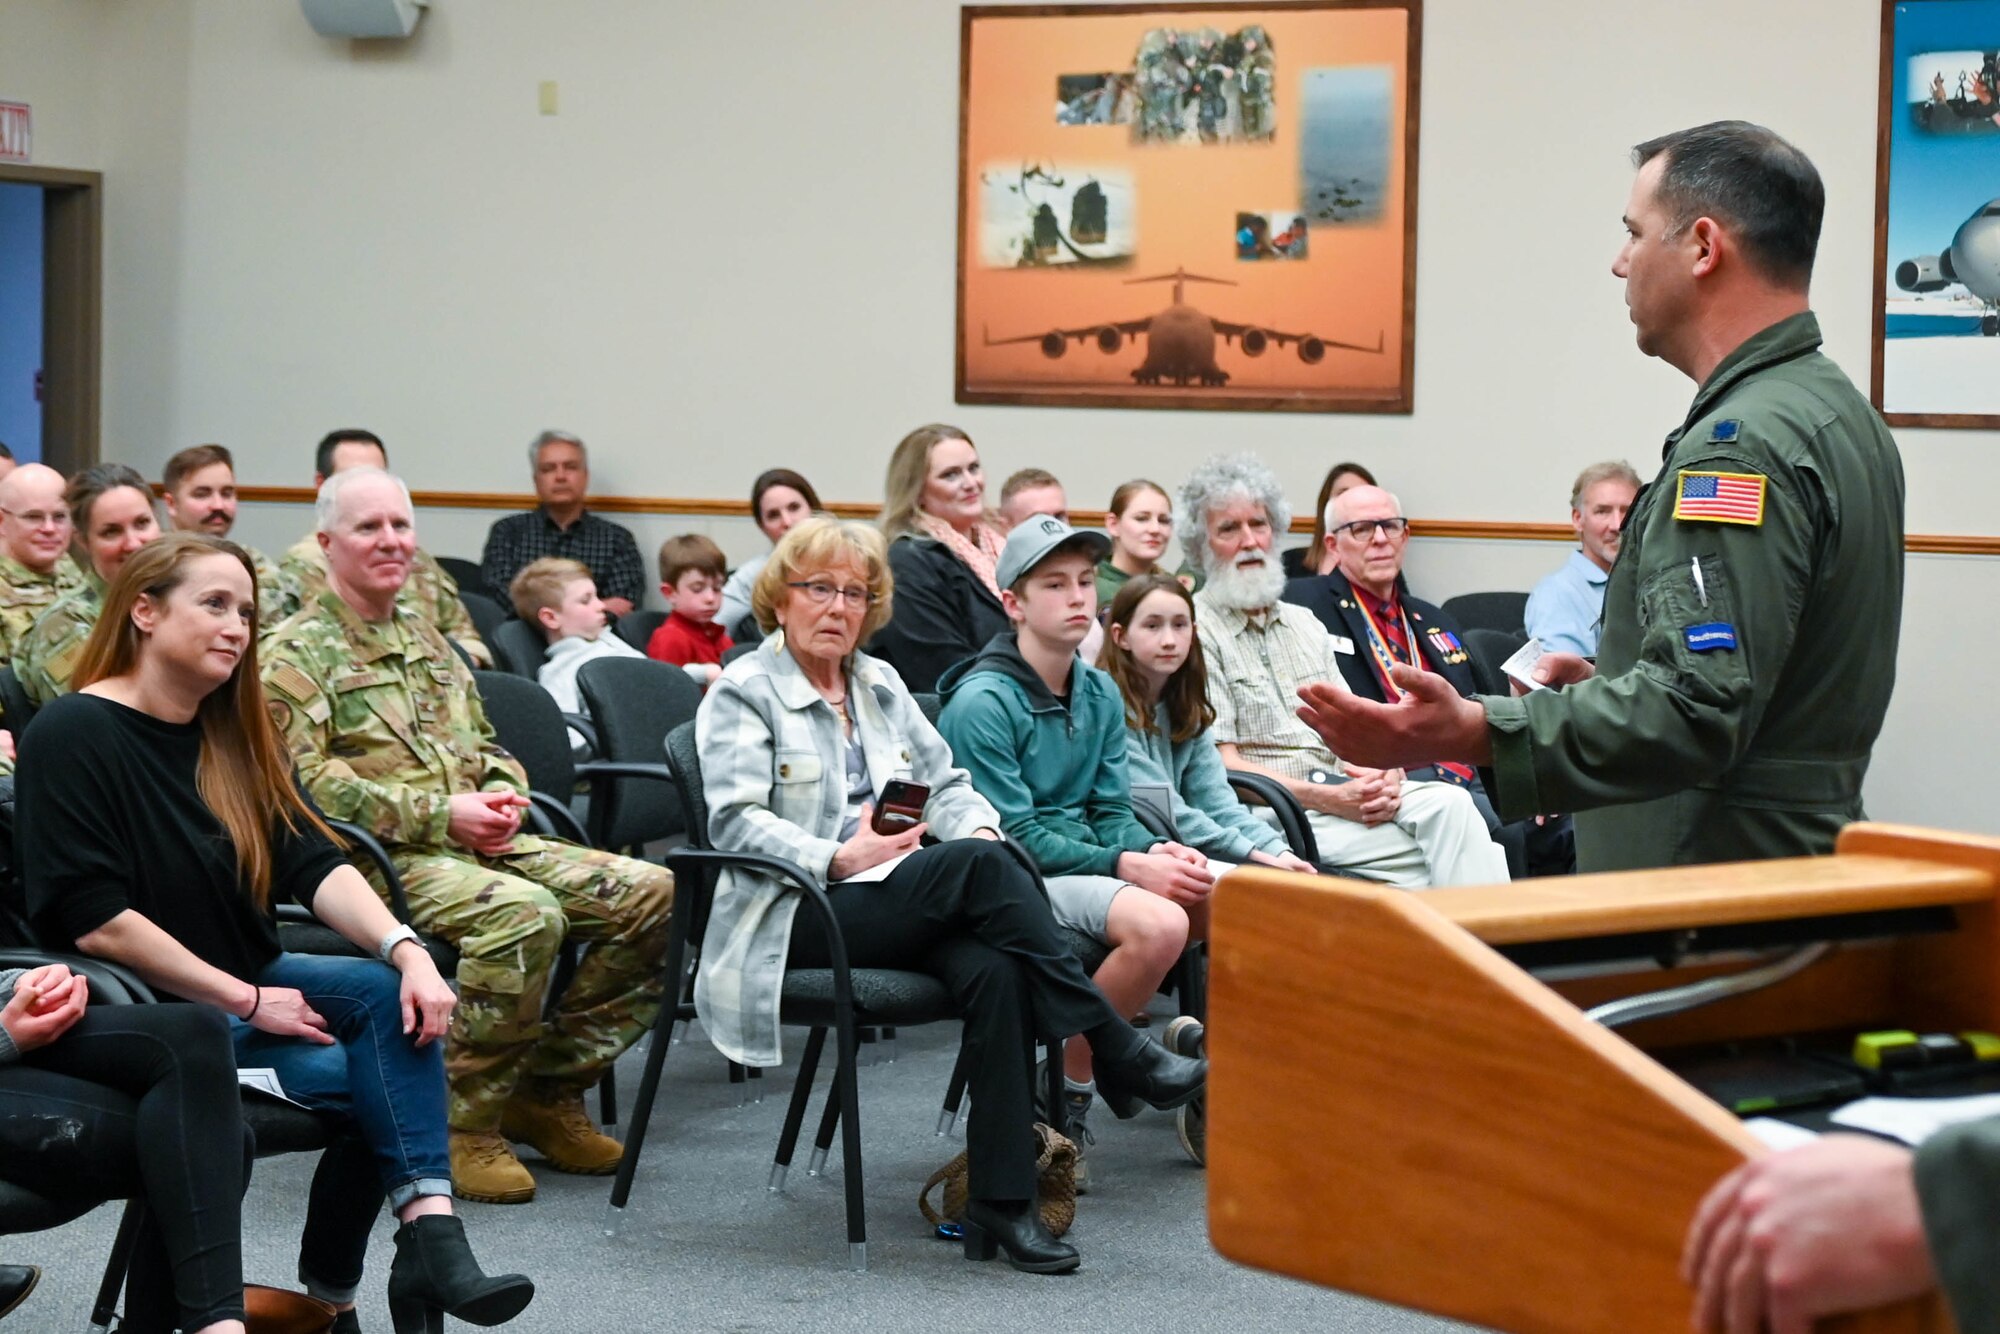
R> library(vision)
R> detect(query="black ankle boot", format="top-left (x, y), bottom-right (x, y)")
top-left (1094, 1039), bottom-right (1206, 1119)
top-left (386, 1215), bottom-right (535, 1334)
top-left (960, 1200), bottom-right (1080, 1274)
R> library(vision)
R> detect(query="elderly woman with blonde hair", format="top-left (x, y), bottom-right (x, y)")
top-left (694, 517), bottom-right (1205, 1276)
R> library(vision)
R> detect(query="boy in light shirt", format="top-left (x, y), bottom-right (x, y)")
top-left (511, 558), bottom-right (643, 738)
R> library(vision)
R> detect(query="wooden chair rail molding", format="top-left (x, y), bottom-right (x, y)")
top-left (226, 488), bottom-right (2000, 557)
top-left (1207, 822), bottom-right (1999, 1334)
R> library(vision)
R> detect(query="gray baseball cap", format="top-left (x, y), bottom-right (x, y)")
top-left (995, 513), bottom-right (1112, 589)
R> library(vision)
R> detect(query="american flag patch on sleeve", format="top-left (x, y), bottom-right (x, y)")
top-left (1673, 470), bottom-right (1766, 525)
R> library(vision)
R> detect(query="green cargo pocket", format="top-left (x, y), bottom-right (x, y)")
top-left (456, 956), bottom-right (529, 997)
top-left (1636, 552), bottom-right (1753, 708)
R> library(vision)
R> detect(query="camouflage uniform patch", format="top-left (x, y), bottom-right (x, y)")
top-left (13, 571), bottom-right (104, 706)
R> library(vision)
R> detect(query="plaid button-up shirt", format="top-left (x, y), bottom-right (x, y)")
top-left (480, 507), bottom-right (646, 607)
top-left (1193, 590), bottom-right (1354, 782)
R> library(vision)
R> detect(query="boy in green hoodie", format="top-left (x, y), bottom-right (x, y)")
top-left (938, 515), bottom-right (1207, 1158)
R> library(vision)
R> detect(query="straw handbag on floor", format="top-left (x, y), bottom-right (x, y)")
top-left (919, 1122), bottom-right (1078, 1237)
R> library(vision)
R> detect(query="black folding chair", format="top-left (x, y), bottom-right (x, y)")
top-left (436, 555), bottom-right (493, 604)
top-left (489, 618), bottom-right (552, 679)
top-left (1463, 627), bottom-right (1527, 699)
top-left (1440, 591), bottom-right (1530, 637)
top-left (613, 610), bottom-right (666, 654)
top-left (458, 590), bottom-right (511, 653)
top-left (575, 658), bottom-right (699, 852)
top-left (608, 722), bottom-right (976, 1270)
top-left (0, 667), bottom-right (37, 739)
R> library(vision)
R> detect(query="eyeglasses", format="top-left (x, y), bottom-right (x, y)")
top-left (1333, 517), bottom-right (1409, 541)
top-left (788, 580), bottom-right (874, 610)
top-left (0, 508), bottom-right (71, 529)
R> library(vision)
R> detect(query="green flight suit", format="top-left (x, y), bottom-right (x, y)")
top-left (1915, 1115), bottom-right (2000, 1334)
top-left (275, 534), bottom-right (493, 668)
top-left (261, 589), bottom-right (671, 1130)
top-left (1484, 312), bottom-right (1904, 871)
top-left (13, 569), bottom-right (106, 707)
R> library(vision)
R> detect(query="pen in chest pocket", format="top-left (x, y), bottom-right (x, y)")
top-left (1690, 555), bottom-right (1708, 608)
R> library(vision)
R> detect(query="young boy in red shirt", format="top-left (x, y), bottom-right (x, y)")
top-left (646, 534), bottom-right (733, 686)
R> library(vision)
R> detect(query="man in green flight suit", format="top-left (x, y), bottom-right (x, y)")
top-left (261, 466), bottom-right (672, 1205)
top-left (1298, 121), bottom-right (1905, 873)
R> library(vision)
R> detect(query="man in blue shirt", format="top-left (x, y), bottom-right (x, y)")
top-left (1524, 461), bottom-right (1639, 655)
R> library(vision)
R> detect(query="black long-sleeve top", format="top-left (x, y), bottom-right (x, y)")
top-left (15, 692), bottom-right (349, 987)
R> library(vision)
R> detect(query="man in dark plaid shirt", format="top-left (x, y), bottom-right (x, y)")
top-left (480, 431), bottom-right (646, 615)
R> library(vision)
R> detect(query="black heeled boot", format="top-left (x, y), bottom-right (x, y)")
top-left (386, 1215), bottom-right (535, 1334)
top-left (1093, 1037), bottom-right (1207, 1120)
top-left (960, 1200), bottom-right (1080, 1274)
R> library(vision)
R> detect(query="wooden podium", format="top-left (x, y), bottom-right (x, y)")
top-left (1207, 823), bottom-right (2000, 1334)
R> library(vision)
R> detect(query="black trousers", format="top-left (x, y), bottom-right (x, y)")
top-left (787, 838), bottom-right (1112, 1203)
top-left (0, 1003), bottom-right (250, 1332)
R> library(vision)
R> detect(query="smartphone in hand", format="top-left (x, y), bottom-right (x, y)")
top-left (872, 780), bottom-right (931, 835)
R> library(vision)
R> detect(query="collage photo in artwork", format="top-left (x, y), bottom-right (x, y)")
top-left (976, 17), bottom-right (1393, 386)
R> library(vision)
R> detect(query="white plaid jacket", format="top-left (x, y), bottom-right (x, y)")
top-left (692, 633), bottom-right (998, 1067)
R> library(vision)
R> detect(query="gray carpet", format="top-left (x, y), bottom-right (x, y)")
top-left (13, 1012), bottom-right (1484, 1332)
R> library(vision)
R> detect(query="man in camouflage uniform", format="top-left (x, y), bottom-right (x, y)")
top-left (269, 429), bottom-right (493, 667)
top-left (160, 442), bottom-right (294, 628)
top-left (15, 463), bottom-right (161, 706)
top-left (0, 464), bottom-right (85, 762)
top-left (261, 466), bottom-right (671, 1204)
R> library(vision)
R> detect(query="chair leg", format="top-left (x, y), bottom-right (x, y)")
top-left (605, 1009), bottom-right (680, 1231)
top-left (833, 1021), bottom-right (867, 1271)
top-left (1044, 1043), bottom-right (1069, 1139)
top-left (937, 1042), bottom-right (970, 1135)
top-left (599, 1065), bottom-right (619, 1132)
top-left (805, 1067), bottom-right (843, 1178)
top-left (90, 1199), bottom-right (145, 1333)
top-left (771, 1028), bottom-right (827, 1192)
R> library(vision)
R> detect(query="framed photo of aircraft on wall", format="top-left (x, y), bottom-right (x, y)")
top-left (956, 1), bottom-right (1421, 414)
top-left (1872, 0), bottom-right (2000, 427)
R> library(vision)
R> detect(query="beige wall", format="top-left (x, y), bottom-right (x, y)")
top-left (5, 0), bottom-right (1994, 830)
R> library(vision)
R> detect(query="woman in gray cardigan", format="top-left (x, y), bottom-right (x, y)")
top-left (694, 519), bottom-right (1205, 1275)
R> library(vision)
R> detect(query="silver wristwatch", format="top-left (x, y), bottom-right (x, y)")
top-left (377, 923), bottom-right (422, 963)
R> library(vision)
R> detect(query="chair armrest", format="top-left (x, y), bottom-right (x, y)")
top-left (1224, 770), bottom-right (1321, 867)
top-left (0, 947), bottom-right (158, 1004)
top-left (662, 847), bottom-right (858, 1013)
top-left (327, 819), bottom-right (416, 923)
top-left (561, 713), bottom-right (601, 758)
top-left (526, 790), bottom-right (590, 844)
top-left (575, 760), bottom-right (677, 786)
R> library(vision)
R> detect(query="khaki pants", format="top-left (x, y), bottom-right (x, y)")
top-left (1273, 780), bottom-right (1510, 888)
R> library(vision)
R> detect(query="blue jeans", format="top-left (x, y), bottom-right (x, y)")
top-left (230, 952), bottom-right (453, 1302)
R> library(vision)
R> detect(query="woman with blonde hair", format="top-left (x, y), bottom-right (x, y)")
top-left (16, 533), bottom-right (533, 1334)
top-left (868, 423), bottom-right (1011, 691)
top-left (698, 518), bottom-right (1204, 1274)
top-left (1096, 478), bottom-right (1199, 608)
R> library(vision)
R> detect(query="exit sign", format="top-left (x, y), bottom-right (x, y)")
top-left (0, 103), bottom-right (29, 163)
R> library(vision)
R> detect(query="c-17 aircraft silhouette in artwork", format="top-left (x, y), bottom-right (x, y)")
top-left (982, 267), bottom-right (1384, 386)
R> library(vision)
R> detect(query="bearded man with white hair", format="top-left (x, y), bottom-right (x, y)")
top-left (1181, 454), bottom-right (1506, 887)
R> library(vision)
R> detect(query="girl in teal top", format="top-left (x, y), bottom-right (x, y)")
top-left (1096, 574), bottom-right (1315, 872)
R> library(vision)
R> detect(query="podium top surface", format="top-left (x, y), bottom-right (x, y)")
top-left (1423, 852), bottom-right (1994, 945)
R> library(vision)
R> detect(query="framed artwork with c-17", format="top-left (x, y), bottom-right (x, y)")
top-left (1872, 0), bottom-right (2000, 427)
top-left (955, 1), bottom-right (1421, 414)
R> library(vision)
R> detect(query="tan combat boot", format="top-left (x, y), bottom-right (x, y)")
top-left (499, 1082), bottom-right (624, 1175)
top-left (450, 1129), bottom-right (537, 1204)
